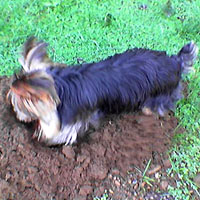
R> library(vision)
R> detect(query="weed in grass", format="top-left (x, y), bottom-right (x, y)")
top-left (142, 159), bottom-right (155, 187)
top-left (93, 191), bottom-right (110, 200)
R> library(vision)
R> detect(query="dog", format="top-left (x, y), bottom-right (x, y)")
top-left (7, 37), bottom-right (198, 145)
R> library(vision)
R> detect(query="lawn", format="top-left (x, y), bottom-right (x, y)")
top-left (0, 0), bottom-right (200, 199)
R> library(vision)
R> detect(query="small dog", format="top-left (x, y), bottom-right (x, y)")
top-left (7, 37), bottom-right (198, 145)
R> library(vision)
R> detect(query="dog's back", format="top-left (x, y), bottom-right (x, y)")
top-left (49, 43), bottom-right (197, 116)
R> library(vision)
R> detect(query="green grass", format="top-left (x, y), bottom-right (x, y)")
top-left (0, 0), bottom-right (200, 199)
top-left (167, 70), bottom-right (200, 199)
top-left (94, 191), bottom-right (110, 200)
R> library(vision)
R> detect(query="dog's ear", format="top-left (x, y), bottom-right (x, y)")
top-left (8, 71), bottom-right (60, 123)
top-left (19, 37), bottom-right (53, 72)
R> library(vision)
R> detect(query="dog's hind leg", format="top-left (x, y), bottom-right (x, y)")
top-left (142, 83), bottom-right (183, 116)
top-left (142, 96), bottom-right (173, 117)
top-left (142, 107), bottom-right (153, 116)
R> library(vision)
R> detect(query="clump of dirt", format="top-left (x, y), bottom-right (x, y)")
top-left (0, 77), bottom-right (178, 200)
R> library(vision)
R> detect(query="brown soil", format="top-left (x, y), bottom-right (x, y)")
top-left (0, 77), bottom-right (179, 200)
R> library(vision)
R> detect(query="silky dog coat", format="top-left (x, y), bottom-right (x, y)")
top-left (7, 38), bottom-right (198, 145)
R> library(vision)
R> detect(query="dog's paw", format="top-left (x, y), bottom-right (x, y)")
top-left (142, 107), bottom-right (153, 116)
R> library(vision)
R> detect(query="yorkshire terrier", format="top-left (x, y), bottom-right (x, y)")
top-left (7, 37), bottom-right (198, 145)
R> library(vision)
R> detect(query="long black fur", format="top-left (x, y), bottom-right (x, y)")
top-left (8, 39), bottom-right (198, 145)
top-left (46, 47), bottom-right (186, 126)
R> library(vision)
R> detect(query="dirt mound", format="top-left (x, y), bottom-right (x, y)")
top-left (0, 77), bottom-right (177, 200)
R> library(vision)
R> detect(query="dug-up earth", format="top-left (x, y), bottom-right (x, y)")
top-left (0, 77), bottom-right (195, 200)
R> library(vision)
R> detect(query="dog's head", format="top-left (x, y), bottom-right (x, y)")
top-left (7, 37), bottom-right (62, 142)
top-left (7, 70), bottom-right (62, 142)
top-left (7, 70), bottom-right (60, 122)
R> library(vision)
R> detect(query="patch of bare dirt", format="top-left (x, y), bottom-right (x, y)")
top-left (0, 77), bottom-right (183, 200)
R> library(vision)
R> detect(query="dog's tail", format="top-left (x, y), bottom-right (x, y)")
top-left (177, 41), bottom-right (198, 74)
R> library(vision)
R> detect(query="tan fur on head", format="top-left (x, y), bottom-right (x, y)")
top-left (18, 37), bottom-right (53, 72)
top-left (7, 88), bottom-right (37, 122)
top-left (18, 37), bottom-right (67, 72)
top-left (11, 71), bottom-right (60, 104)
top-left (7, 71), bottom-right (60, 124)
